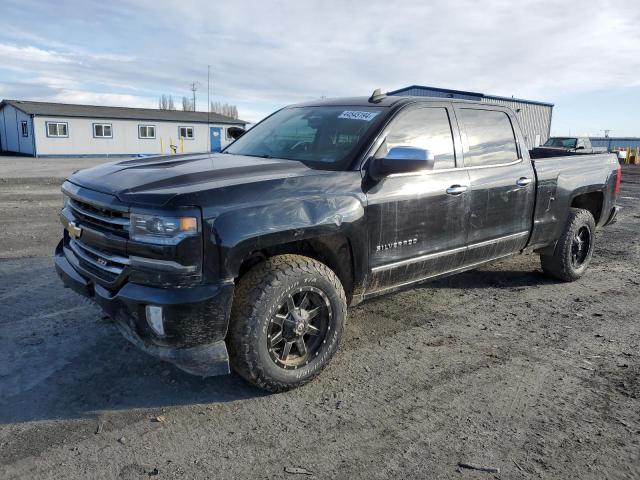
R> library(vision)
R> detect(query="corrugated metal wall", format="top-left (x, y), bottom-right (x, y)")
top-left (387, 87), bottom-right (553, 150)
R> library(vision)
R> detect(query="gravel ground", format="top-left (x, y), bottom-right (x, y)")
top-left (0, 162), bottom-right (638, 479)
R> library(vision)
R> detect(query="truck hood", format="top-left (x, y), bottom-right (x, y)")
top-left (68, 153), bottom-right (326, 206)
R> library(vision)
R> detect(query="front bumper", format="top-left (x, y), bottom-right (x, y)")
top-left (54, 240), bottom-right (234, 376)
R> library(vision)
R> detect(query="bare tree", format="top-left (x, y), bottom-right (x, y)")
top-left (182, 96), bottom-right (195, 112)
top-left (159, 94), bottom-right (177, 110)
top-left (210, 101), bottom-right (239, 119)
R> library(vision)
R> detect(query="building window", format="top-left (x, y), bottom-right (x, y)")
top-left (46, 122), bottom-right (68, 138)
top-left (179, 126), bottom-right (194, 139)
top-left (139, 125), bottom-right (156, 139)
top-left (21, 121), bottom-right (28, 137)
top-left (93, 123), bottom-right (113, 138)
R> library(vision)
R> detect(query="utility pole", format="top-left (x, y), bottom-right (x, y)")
top-left (190, 82), bottom-right (197, 111)
top-left (207, 65), bottom-right (211, 153)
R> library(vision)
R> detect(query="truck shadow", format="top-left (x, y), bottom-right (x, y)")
top-left (0, 257), bottom-right (264, 425)
top-left (0, 259), bottom-right (553, 425)
top-left (0, 329), bottom-right (264, 424)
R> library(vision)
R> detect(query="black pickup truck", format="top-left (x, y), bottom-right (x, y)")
top-left (55, 92), bottom-right (621, 391)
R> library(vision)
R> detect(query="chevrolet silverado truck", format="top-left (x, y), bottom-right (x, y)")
top-left (55, 92), bottom-right (621, 391)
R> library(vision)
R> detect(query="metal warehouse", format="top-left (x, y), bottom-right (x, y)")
top-left (0, 100), bottom-right (247, 157)
top-left (387, 85), bottom-right (554, 150)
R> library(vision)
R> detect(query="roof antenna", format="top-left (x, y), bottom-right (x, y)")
top-left (368, 88), bottom-right (386, 103)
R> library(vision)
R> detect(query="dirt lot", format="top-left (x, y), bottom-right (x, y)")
top-left (0, 158), bottom-right (638, 479)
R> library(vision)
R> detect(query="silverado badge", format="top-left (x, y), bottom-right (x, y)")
top-left (376, 237), bottom-right (418, 252)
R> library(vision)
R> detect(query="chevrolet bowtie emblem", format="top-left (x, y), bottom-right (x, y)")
top-left (67, 221), bottom-right (82, 239)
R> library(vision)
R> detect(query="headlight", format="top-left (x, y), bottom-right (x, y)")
top-left (130, 213), bottom-right (199, 245)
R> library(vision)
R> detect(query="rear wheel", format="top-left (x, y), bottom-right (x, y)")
top-left (227, 254), bottom-right (346, 392)
top-left (540, 208), bottom-right (596, 282)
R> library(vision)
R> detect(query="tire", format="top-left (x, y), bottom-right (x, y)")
top-left (540, 208), bottom-right (596, 282)
top-left (227, 254), bottom-right (347, 392)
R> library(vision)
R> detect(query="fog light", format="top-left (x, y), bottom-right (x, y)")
top-left (145, 305), bottom-right (165, 336)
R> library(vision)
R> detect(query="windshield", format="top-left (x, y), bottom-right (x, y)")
top-left (224, 106), bottom-right (385, 167)
top-left (543, 137), bottom-right (577, 148)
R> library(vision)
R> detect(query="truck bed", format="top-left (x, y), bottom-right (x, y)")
top-left (527, 152), bottom-right (619, 251)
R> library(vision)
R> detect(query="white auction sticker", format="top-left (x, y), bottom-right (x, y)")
top-left (338, 111), bottom-right (379, 121)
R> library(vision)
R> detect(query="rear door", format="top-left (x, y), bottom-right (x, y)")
top-left (454, 105), bottom-right (535, 265)
top-left (365, 103), bottom-right (471, 292)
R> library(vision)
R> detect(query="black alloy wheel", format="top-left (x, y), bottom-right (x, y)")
top-left (267, 286), bottom-right (331, 369)
top-left (571, 226), bottom-right (591, 268)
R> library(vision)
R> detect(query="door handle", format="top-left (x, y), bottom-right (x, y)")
top-left (516, 177), bottom-right (532, 187)
top-left (446, 185), bottom-right (468, 195)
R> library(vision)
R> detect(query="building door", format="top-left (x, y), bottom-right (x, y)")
top-left (365, 104), bottom-right (471, 292)
top-left (210, 127), bottom-right (222, 152)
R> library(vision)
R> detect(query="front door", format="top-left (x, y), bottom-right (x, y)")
top-left (454, 106), bottom-right (536, 264)
top-left (210, 127), bottom-right (222, 152)
top-left (365, 104), bottom-right (470, 293)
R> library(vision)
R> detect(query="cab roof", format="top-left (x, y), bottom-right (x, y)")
top-left (292, 95), bottom-right (493, 109)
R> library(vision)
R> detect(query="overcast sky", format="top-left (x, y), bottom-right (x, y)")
top-left (1, 0), bottom-right (639, 136)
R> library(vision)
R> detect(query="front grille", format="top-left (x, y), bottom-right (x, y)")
top-left (67, 238), bottom-right (129, 283)
top-left (68, 197), bottom-right (130, 237)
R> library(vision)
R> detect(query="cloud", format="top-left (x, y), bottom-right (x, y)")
top-left (0, 0), bottom-right (639, 127)
top-left (0, 43), bottom-right (77, 65)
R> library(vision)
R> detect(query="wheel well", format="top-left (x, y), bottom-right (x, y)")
top-left (571, 191), bottom-right (603, 223)
top-left (237, 234), bottom-right (355, 303)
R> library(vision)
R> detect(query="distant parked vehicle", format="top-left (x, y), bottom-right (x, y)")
top-left (531, 137), bottom-right (606, 158)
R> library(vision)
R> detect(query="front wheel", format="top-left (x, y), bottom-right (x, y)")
top-left (540, 208), bottom-right (596, 282)
top-left (227, 255), bottom-right (346, 392)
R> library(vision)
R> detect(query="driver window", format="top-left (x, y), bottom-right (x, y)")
top-left (378, 107), bottom-right (456, 169)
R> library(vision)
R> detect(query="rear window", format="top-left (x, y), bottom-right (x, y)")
top-left (459, 109), bottom-right (519, 167)
top-left (544, 137), bottom-right (578, 148)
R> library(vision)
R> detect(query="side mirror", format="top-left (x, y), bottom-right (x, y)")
top-left (370, 146), bottom-right (433, 179)
top-left (227, 126), bottom-right (246, 140)
top-left (576, 145), bottom-right (585, 150)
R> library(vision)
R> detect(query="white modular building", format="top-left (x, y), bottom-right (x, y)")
top-left (0, 99), bottom-right (247, 157)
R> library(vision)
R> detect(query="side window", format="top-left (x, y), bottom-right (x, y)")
top-left (21, 121), bottom-right (28, 137)
top-left (459, 109), bottom-right (518, 167)
top-left (46, 122), bottom-right (69, 138)
top-left (139, 125), bottom-right (156, 139)
top-left (379, 107), bottom-right (455, 169)
top-left (179, 126), bottom-right (194, 139)
top-left (93, 123), bottom-right (112, 138)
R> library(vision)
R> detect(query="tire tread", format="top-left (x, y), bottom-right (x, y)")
top-left (227, 254), bottom-right (346, 392)
top-left (540, 208), bottom-right (595, 282)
